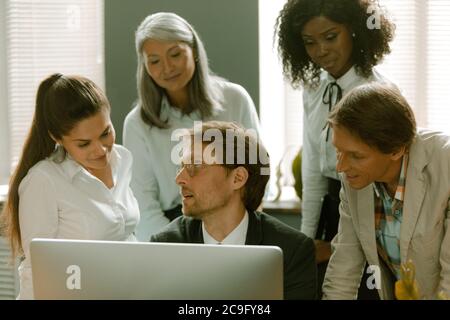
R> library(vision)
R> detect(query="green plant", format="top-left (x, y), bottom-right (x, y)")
top-left (292, 148), bottom-right (302, 200)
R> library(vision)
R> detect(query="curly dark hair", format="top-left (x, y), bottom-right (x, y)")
top-left (275, 0), bottom-right (395, 88)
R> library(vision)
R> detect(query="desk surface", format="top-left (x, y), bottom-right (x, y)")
top-left (263, 199), bottom-right (301, 215)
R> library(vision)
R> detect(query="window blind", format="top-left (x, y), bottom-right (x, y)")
top-left (5, 0), bottom-right (105, 172)
top-left (378, 0), bottom-right (424, 126)
top-left (378, 0), bottom-right (450, 133)
top-left (426, 0), bottom-right (450, 133)
top-left (0, 201), bottom-right (19, 300)
top-left (0, 236), bottom-right (18, 300)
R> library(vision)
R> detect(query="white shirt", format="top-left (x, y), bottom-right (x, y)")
top-left (202, 211), bottom-right (249, 245)
top-left (123, 80), bottom-right (261, 241)
top-left (17, 144), bottom-right (140, 299)
top-left (301, 66), bottom-right (392, 238)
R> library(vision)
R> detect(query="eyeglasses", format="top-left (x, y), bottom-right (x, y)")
top-left (176, 163), bottom-right (223, 177)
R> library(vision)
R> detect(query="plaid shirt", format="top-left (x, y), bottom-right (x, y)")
top-left (374, 154), bottom-right (409, 280)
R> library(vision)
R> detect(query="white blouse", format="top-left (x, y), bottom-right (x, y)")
top-left (301, 66), bottom-right (392, 238)
top-left (17, 144), bottom-right (140, 299)
top-left (123, 80), bottom-right (260, 241)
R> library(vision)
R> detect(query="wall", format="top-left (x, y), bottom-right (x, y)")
top-left (104, 0), bottom-right (259, 143)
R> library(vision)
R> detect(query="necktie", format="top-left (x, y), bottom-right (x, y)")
top-left (322, 81), bottom-right (343, 141)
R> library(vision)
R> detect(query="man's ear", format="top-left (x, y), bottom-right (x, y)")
top-left (232, 167), bottom-right (248, 190)
top-left (390, 145), bottom-right (406, 161)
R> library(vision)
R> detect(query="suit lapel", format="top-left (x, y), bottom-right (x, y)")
top-left (185, 218), bottom-right (205, 243)
top-left (357, 185), bottom-right (379, 265)
top-left (245, 211), bottom-right (263, 245)
top-left (400, 140), bottom-right (428, 262)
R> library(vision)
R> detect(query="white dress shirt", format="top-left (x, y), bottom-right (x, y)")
top-left (202, 211), bottom-right (249, 245)
top-left (123, 80), bottom-right (260, 241)
top-left (17, 144), bottom-right (140, 299)
top-left (301, 66), bottom-right (392, 238)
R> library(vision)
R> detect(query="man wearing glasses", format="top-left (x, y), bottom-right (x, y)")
top-left (151, 121), bottom-right (317, 300)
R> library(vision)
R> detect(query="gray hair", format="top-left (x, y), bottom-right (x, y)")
top-left (135, 12), bottom-right (224, 128)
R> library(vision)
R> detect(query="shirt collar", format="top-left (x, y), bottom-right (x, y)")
top-left (325, 65), bottom-right (358, 90)
top-left (160, 94), bottom-right (201, 121)
top-left (373, 154), bottom-right (409, 201)
top-left (53, 149), bottom-right (82, 181)
top-left (54, 145), bottom-right (120, 182)
top-left (202, 211), bottom-right (249, 245)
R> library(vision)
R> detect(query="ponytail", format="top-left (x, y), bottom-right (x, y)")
top-left (1, 74), bottom-right (61, 258)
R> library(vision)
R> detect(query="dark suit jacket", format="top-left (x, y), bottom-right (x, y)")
top-left (151, 211), bottom-right (317, 300)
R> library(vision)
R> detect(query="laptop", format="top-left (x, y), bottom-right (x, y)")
top-left (30, 238), bottom-right (284, 300)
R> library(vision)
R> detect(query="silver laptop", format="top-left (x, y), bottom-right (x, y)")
top-left (30, 238), bottom-right (283, 300)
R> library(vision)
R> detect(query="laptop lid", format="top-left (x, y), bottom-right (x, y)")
top-left (30, 238), bottom-right (283, 300)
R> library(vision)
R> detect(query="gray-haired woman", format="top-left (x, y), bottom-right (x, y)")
top-left (123, 12), bottom-right (260, 241)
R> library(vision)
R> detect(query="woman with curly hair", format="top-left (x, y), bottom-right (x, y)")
top-left (275, 0), bottom-right (396, 298)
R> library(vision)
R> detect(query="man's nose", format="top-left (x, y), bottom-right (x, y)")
top-left (175, 166), bottom-right (188, 185)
